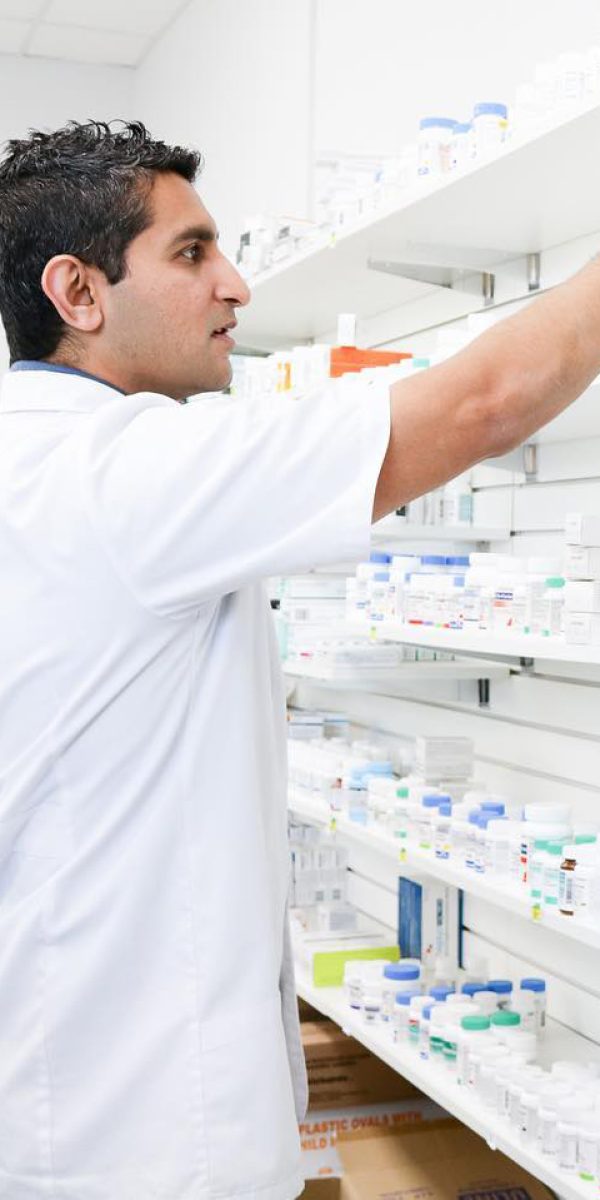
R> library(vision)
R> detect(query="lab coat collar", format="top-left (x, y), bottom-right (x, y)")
top-left (0, 366), bottom-right (126, 414)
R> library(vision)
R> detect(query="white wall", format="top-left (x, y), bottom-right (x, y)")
top-left (316, 0), bottom-right (600, 155)
top-left (133, 0), bottom-right (315, 259)
top-left (0, 54), bottom-right (134, 371)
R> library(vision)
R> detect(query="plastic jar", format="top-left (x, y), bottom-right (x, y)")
top-left (538, 1084), bottom-right (574, 1156)
top-left (361, 982), bottom-right (384, 1023)
top-left (368, 571), bottom-right (391, 623)
top-left (468, 989), bottom-right (499, 1017)
top-left (344, 962), bottom-right (364, 1010)
top-left (408, 995), bottom-right (431, 1046)
top-left (478, 1045), bottom-right (512, 1107)
top-left (418, 117), bottom-right (457, 176)
top-left (513, 822), bottom-right (572, 887)
top-left (542, 840), bottom-right (565, 907)
top-left (519, 978), bottom-right (547, 1035)
top-left (393, 990), bottom-right (422, 1043)
top-left (558, 1104), bottom-right (586, 1172)
top-left (442, 1003), bottom-right (479, 1072)
top-left (456, 1014), bottom-right (491, 1086)
top-left (577, 1115), bottom-right (599, 1181)
top-left (433, 801), bottom-right (453, 859)
top-left (519, 1076), bottom-right (549, 1144)
top-left (381, 962), bottom-right (421, 1019)
top-left (524, 802), bottom-right (572, 825)
top-left (487, 980), bottom-right (513, 1010)
top-left (485, 818), bottom-right (515, 878)
top-left (507, 1066), bottom-right (545, 1131)
top-left (491, 1010), bottom-right (522, 1044)
top-left (529, 839), bottom-right (549, 913)
top-left (473, 102), bottom-right (508, 160)
top-left (419, 1003), bottom-right (433, 1060)
top-left (416, 794), bottom-right (443, 850)
top-left (354, 554), bottom-right (392, 618)
top-left (450, 121), bottom-right (474, 171)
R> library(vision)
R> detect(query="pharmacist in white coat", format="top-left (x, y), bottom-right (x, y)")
top-left (1, 121), bottom-right (600, 1200)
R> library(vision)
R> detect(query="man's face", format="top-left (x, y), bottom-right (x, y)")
top-left (103, 172), bottom-right (250, 400)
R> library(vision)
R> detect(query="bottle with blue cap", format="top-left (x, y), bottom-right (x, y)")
top-left (487, 979), bottom-right (513, 1010)
top-left (473, 101), bottom-right (509, 160)
top-left (392, 988), bottom-right (422, 1043)
top-left (353, 552), bottom-right (392, 618)
top-left (433, 799), bottom-right (453, 859)
top-left (417, 117), bottom-right (457, 176)
top-left (450, 121), bottom-right (474, 172)
top-left (381, 961), bottom-right (422, 1020)
top-left (516, 977), bottom-right (547, 1035)
top-left (416, 792), bottom-right (444, 851)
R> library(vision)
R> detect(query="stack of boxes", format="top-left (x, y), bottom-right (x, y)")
top-left (564, 513), bottom-right (600, 644)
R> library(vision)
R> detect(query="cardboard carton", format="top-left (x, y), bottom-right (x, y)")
top-left (301, 1019), bottom-right (419, 1110)
top-left (302, 1118), bottom-right (554, 1200)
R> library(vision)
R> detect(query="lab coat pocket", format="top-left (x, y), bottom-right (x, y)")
top-left (200, 995), bottom-right (302, 1196)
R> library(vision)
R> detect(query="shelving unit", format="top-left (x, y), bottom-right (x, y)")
top-left (348, 620), bottom-right (600, 666)
top-left (295, 967), bottom-right (600, 1200)
top-left (237, 102), bottom-right (600, 350)
top-left (283, 657), bottom-right (510, 690)
top-left (288, 787), bottom-right (600, 952)
top-left (371, 518), bottom-right (511, 546)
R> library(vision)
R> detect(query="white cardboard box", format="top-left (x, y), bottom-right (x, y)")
top-left (564, 611), bottom-right (600, 645)
top-left (565, 512), bottom-right (600, 546)
top-left (565, 545), bottom-right (600, 580)
top-left (564, 580), bottom-right (600, 613)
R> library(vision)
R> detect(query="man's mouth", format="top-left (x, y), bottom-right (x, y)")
top-left (211, 320), bottom-right (237, 344)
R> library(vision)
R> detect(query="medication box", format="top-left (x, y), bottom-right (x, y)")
top-left (564, 611), bottom-right (600, 645)
top-left (565, 545), bottom-right (600, 580)
top-left (565, 512), bottom-right (600, 547)
top-left (299, 1098), bottom-right (445, 1178)
top-left (296, 932), bottom-right (399, 987)
top-left (414, 736), bottom-right (474, 782)
top-left (564, 580), bottom-right (600, 613)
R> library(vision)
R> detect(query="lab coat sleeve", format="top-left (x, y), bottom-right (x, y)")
top-left (79, 382), bottom-right (391, 618)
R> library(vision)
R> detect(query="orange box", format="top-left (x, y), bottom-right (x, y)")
top-left (330, 347), bottom-right (412, 378)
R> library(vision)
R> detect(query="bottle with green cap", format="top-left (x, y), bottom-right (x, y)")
top-left (529, 838), bottom-right (549, 918)
top-left (541, 576), bottom-right (565, 637)
top-left (456, 1013), bottom-right (491, 1087)
top-left (490, 1009), bottom-right (522, 1046)
top-left (542, 840), bottom-right (566, 907)
top-left (389, 785), bottom-right (411, 855)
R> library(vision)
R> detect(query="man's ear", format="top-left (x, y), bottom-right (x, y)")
top-left (41, 255), bottom-right (104, 334)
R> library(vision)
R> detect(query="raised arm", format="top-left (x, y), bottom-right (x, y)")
top-left (373, 258), bottom-right (600, 521)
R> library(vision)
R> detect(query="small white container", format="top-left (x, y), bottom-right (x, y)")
top-left (472, 102), bottom-right (509, 159)
top-left (393, 990), bottom-right (422, 1043)
top-left (407, 995), bottom-right (431, 1047)
top-left (381, 962), bottom-right (421, 1020)
top-left (576, 1115), bottom-right (600, 1181)
top-left (537, 1084), bottom-right (574, 1155)
top-left (456, 1014), bottom-right (491, 1087)
top-left (418, 117), bottom-right (457, 176)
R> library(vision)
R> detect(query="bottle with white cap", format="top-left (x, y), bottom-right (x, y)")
top-left (520, 1075), bottom-right (550, 1144)
top-left (538, 1083), bottom-right (575, 1156)
top-left (576, 1113), bottom-right (600, 1181)
top-left (392, 990), bottom-right (422, 1043)
top-left (456, 1014), bottom-right (491, 1087)
top-left (507, 1065), bottom-right (545, 1132)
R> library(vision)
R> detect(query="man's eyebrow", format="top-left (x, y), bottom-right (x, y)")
top-left (167, 224), bottom-right (219, 249)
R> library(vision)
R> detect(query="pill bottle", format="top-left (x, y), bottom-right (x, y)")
top-left (513, 822), bottom-right (571, 887)
top-left (529, 839), bottom-right (549, 915)
top-left (478, 1045), bottom-right (511, 1107)
top-left (485, 818), bottom-right (515, 878)
top-left (519, 978), bottom-right (547, 1034)
top-left (467, 989), bottom-right (498, 1017)
top-left (503, 1031), bottom-right (538, 1063)
top-left (416, 793), bottom-right (443, 850)
top-left (524, 802), bottom-right (572, 824)
top-left (538, 1084), bottom-right (574, 1156)
top-left (344, 962), bottom-right (364, 1010)
top-left (576, 1114), bottom-right (599, 1181)
top-left (558, 1104), bottom-right (587, 1172)
top-left (473, 102), bottom-right (509, 159)
top-left (418, 117), bottom-right (457, 176)
top-left (419, 1002), bottom-right (433, 1060)
top-left (433, 801), bottom-right (453, 859)
top-left (559, 845), bottom-right (578, 914)
top-left (450, 122), bottom-right (474, 171)
top-left (456, 1014), bottom-right (491, 1087)
top-left (428, 985), bottom-right (455, 1004)
top-left (507, 1066), bottom-right (545, 1132)
top-left (361, 982), bottom-right (384, 1024)
top-left (487, 979), bottom-right (513, 1009)
top-left (442, 1003), bottom-right (479, 1072)
top-left (542, 840), bottom-right (565, 907)
top-left (393, 990), bottom-right (422, 1043)
top-left (407, 994), bottom-right (431, 1046)
top-left (491, 1010), bottom-right (522, 1044)
top-left (382, 963), bottom-right (421, 1019)
top-left (519, 1075), bottom-right (549, 1144)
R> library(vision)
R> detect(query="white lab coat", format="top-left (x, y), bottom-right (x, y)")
top-left (0, 367), bottom-right (390, 1200)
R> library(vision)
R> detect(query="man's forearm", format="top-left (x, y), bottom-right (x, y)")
top-left (373, 258), bottom-right (600, 522)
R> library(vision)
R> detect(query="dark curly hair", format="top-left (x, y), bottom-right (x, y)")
top-left (0, 119), bottom-right (202, 362)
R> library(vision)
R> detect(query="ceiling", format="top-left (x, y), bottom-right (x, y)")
top-left (0, 0), bottom-right (193, 67)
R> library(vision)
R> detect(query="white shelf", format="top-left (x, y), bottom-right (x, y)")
top-left (371, 518), bottom-right (511, 545)
top-left (288, 787), bottom-right (600, 952)
top-left (237, 103), bottom-right (600, 350)
top-left (351, 620), bottom-right (600, 667)
top-left (283, 657), bottom-right (509, 690)
top-left (295, 967), bottom-right (600, 1200)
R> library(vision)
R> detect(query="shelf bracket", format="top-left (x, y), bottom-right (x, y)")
top-left (527, 252), bottom-right (541, 292)
top-left (486, 441), bottom-right (538, 479)
top-left (367, 255), bottom-right (496, 300)
top-left (477, 678), bottom-right (491, 708)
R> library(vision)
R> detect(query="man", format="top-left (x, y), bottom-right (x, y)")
top-left (0, 119), bottom-right (597, 1200)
